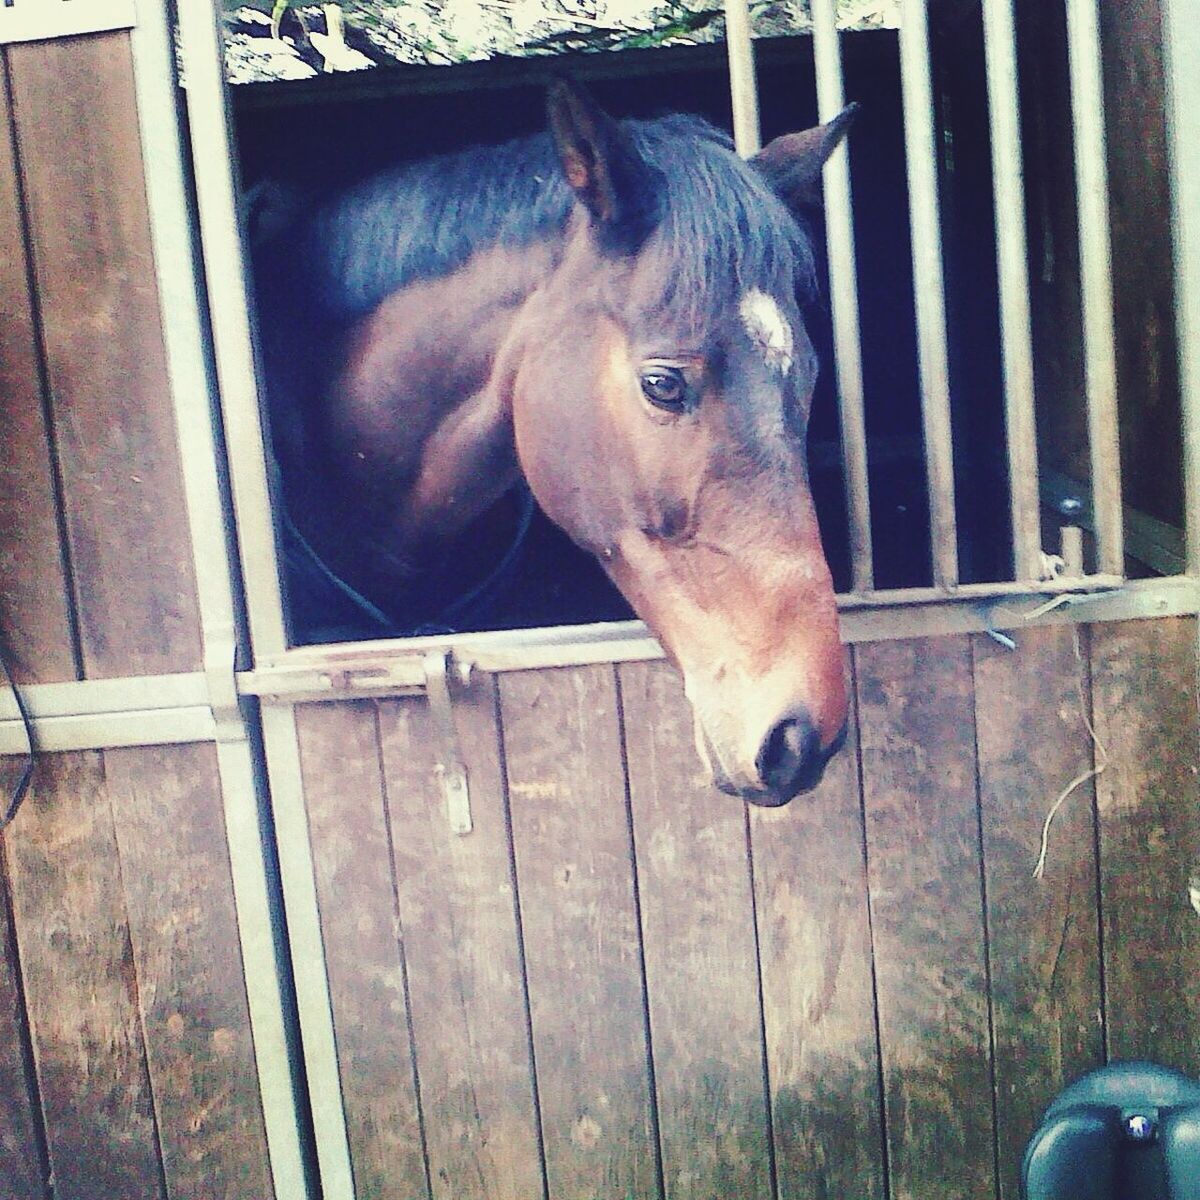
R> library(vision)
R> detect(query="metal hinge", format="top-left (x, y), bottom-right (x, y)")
top-left (0, 0), bottom-right (137, 46)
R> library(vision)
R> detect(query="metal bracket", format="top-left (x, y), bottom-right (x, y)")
top-left (0, 0), bottom-right (137, 46)
top-left (206, 625), bottom-right (247, 745)
top-left (422, 651), bottom-right (473, 836)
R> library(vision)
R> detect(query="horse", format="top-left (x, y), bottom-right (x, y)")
top-left (250, 78), bottom-right (854, 806)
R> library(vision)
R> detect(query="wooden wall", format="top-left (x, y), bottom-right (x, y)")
top-left (297, 617), bottom-right (1199, 1200)
top-left (0, 31), bottom-right (274, 1200)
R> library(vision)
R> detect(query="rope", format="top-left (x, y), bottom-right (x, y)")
top-left (1031, 623), bottom-right (1109, 880)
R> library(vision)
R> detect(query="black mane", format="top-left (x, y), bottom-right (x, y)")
top-left (267, 112), bottom-right (816, 327)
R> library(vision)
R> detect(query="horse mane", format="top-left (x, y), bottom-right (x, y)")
top-left (272, 112), bottom-right (817, 327)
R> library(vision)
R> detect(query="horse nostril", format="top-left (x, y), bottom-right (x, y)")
top-left (757, 713), bottom-right (823, 800)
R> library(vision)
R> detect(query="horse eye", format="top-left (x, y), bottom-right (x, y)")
top-left (640, 368), bottom-right (691, 411)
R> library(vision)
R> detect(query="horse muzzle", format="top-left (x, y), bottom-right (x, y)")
top-left (704, 712), bottom-right (848, 806)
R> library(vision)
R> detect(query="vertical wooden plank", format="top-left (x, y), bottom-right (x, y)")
top-left (5, 752), bottom-right (165, 1200)
top-left (6, 33), bottom-right (201, 678)
top-left (620, 660), bottom-right (772, 1200)
top-left (0, 53), bottom-right (77, 684)
top-left (749, 701), bottom-right (886, 1200)
top-left (0, 849), bottom-right (47, 1200)
top-left (973, 625), bottom-right (1105, 1200)
top-left (104, 742), bottom-right (275, 1200)
top-left (855, 636), bottom-right (994, 1200)
top-left (296, 702), bottom-right (430, 1200)
top-left (1090, 617), bottom-right (1200, 1072)
top-left (379, 680), bottom-right (544, 1200)
top-left (499, 666), bottom-right (660, 1200)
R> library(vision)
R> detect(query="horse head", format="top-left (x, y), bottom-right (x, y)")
top-left (500, 81), bottom-right (853, 805)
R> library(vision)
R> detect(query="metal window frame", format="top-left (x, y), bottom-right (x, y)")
top-left (0, 0), bottom-right (135, 46)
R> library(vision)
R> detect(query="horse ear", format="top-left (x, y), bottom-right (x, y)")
top-left (547, 77), bottom-right (660, 249)
top-left (751, 102), bottom-right (860, 209)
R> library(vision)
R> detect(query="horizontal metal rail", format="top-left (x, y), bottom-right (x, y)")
top-left (3, 578), bottom-right (1196, 748)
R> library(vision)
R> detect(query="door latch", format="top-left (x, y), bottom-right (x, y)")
top-left (422, 651), bottom-right (473, 836)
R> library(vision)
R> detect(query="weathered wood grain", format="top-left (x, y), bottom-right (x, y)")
top-left (499, 666), bottom-right (660, 1200)
top-left (379, 681), bottom-right (543, 1200)
top-left (105, 742), bottom-right (275, 1200)
top-left (749, 698), bottom-right (886, 1200)
top-left (296, 701), bottom-right (430, 1200)
top-left (973, 625), bottom-right (1105, 1200)
top-left (619, 660), bottom-right (773, 1200)
top-left (5, 33), bottom-right (201, 678)
top-left (5, 751), bottom-right (165, 1200)
top-left (854, 636), bottom-right (995, 1200)
top-left (0, 848), bottom-right (47, 1200)
top-left (0, 52), bottom-right (78, 684)
top-left (1090, 617), bottom-right (1200, 1072)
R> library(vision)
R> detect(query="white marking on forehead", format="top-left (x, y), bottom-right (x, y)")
top-left (739, 289), bottom-right (794, 375)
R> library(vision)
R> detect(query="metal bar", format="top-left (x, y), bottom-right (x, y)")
top-left (811, 0), bottom-right (874, 591)
top-left (4, 576), bottom-right (1195, 734)
top-left (235, 569), bottom-right (1124, 701)
top-left (0, 673), bottom-right (207, 723)
top-left (1161, 0), bottom-right (1200, 576)
top-left (898, 0), bottom-right (959, 586)
top-left (0, 0), bottom-right (135, 46)
top-left (1064, 0), bottom-right (1123, 575)
top-left (841, 575), bottom-right (1199, 644)
top-left (724, 0), bottom-right (761, 155)
top-left (176, 0), bottom-right (290, 660)
top-left (242, 575), bottom-right (1193, 686)
top-left (130, 5), bottom-right (312, 1195)
top-left (175, 11), bottom-right (350, 1185)
top-left (258, 704), bottom-right (357, 1200)
top-left (0, 708), bottom-right (216, 756)
top-left (981, 0), bottom-right (1042, 580)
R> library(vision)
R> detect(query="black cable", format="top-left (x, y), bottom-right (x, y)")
top-left (0, 643), bottom-right (35, 832)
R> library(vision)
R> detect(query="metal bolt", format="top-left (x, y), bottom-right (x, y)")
top-left (1124, 1114), bottom-right (1156, 1143)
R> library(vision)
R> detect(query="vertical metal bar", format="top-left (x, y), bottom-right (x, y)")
top-left (127, 8), bottom-right (310, 1197)
top-left (898, 0), bottom-right (959, 587)
top-left (175, 4), bottom-right (356, 1198)
top-left (1064, 0), bottom-right (1124, 575)
top-left (725, 0), bottom-right (761, 155)
top-left (176, 0), bottom-right (290, 659)
top-left (811, 0), bottom-right (874, 592)
top-left (258, 705), bottom-right (357, 1200)
top-left (981, 0), bottom-right (1042, 581)
top-left (1161, 0), bottom-right (1200, 577)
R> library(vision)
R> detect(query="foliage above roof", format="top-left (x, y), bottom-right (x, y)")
top-left (222, 0), bottom-right (899, 84)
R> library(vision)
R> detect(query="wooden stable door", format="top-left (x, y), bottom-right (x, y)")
top-left (282, 619), bottom-right (1200, 1200)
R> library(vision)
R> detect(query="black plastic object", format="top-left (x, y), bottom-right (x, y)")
top-left (1023, 1062), bottom-right (1200, 1200)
